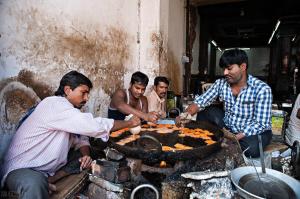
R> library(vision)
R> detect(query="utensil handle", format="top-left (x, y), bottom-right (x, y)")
top-left (258, 134), bottom-right (266, 173)
top-left (137, 135), bottom-right (162, 153)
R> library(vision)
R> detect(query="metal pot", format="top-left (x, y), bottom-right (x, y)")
top-left (231, 166), bottom-right (300, 199)
top-left (109, 121), bottom-right (223, 164)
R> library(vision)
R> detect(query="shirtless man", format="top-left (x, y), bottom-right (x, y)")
top-left (108, 71), bottom-right (158, 123)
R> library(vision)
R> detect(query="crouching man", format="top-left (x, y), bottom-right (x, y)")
top-left (0, 71), bottom-right (140, 199)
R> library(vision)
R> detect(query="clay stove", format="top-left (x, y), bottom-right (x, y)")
top-left (88, 121), bottom-right (244, 199)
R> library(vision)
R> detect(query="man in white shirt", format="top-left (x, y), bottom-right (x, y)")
top-left (146, 76), bottom-right (169, 118)
top-left (1, 71), bottom-right (140, 199)
top-left (285, 94), bottom-right (300, 146)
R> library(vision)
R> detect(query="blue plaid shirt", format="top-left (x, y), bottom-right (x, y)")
top-left (194, 75), bottom-right (272, 136)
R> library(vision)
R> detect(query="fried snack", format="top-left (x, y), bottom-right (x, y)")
top-left (180, 127), bottom-right (214, 139)
top-left (194, 128), bottom-right (214, 136)
top-left (116, 134), bottom-right (140, 146)
top-left (172, 126), bottom-right (180, 131)
top-left (156, 128), bottom-right (174, 134)
top-left (178, 133), bottom-right (186, 137)
top-left (159, 161), bottom-right (167, 168)
top-left (110, 128), bottom-right (129, 138)
top-left (174, 143), bottom-right (193, 150)
top-left (205, 140), bottom-right (216, 145)
top-left (162, 146), bottom-right (175, 151)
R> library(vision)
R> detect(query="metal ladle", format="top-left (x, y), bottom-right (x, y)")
top-left (247, 134), bottom-right (268, 198)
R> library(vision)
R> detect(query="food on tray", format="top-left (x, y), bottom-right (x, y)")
top-left (147, 128), bottom-right (157, 131)
top-left (174, 143), bottom-right (193, 150)
top-left (112, 124), bottom-right (217, 147)
top-left (157, 128), bottom-right (174, 134)
top-left (205, 140), bottom-right (216, 145)
top-left (116, 134), bottom-right (140, 145)
top-left (180, 128), bottom-right (214, 139)
top-left (162, 146), bottom-right (175, 151)
top-left (178, 133), bottom-right (186, 137)
top-left (110, 128), bottom-right (129, 138)
top-left (142, 124), bottom-right (181, 131)
top-left (159, 161), bottom-right (167, 168)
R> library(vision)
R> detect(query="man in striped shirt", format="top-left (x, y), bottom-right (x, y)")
top-left (183, 49), bottom-right (272, 158)
top-left (1, 71), bottom-right (140, 199)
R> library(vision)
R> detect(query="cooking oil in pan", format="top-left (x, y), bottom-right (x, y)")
top-left (238, 173), bottom-right (296, 199)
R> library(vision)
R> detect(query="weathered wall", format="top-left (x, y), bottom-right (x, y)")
top-left (159, 0), bottom-right (186, 94)
top-left (0, 0), bottom-right (186, 133)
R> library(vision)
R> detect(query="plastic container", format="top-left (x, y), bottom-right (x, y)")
top-left (271, 110), bottom-right (288, 136)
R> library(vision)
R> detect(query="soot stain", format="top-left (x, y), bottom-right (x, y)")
top-left (4, 89), bottom-right (37, 123)
top-left (17, 69), bottom-right (53, 99)
top-left (8, 7), bottom-right (130, 97)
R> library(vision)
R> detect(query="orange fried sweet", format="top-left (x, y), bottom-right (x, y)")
top-left (174, 143), bottom-right (193, 150)
top-left (162, 146), bottom-right (175, 151)
top-left (159, 161), bottom-right (167, 168)
top-left (205, 140), bottom-right (216, 145)
top-left (116, 134), bottom-right (140, 145)
top-left (110, 128), bottom-right (129, 138)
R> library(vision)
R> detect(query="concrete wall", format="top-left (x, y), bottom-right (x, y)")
top-left (159, 0), bottom-right (186, 94)
top-left (191, 12), bottom-right (200, 75)
top-left (0, 0), bottom-right (186, 132)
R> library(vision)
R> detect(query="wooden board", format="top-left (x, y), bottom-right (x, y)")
top-left (50, 171), bottom-right (88, 199)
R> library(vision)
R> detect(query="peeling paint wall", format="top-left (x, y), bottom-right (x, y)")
top-left (0, 0), bottom-right (186, 133)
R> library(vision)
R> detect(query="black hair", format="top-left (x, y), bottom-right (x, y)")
top-left (219, 48), bottom-right (248, 69)
top-left (130, 71), bottom-right (149, 86)
top-left (154, 76), bottom-right (169, 86)
top-left (54, 71), bottom-right (93, 96)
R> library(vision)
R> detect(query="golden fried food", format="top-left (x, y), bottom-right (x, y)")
top-left (157, 129), bottom-right (174, 134)
top-left (159, 161), bottom-right (167, 168)
top-left (205, 140), bottom-right (216, 145)
top-left (174, 143), bottom-right (193, 150)
top-left (116, 134), bottom-right (140, 145)
top-left (110, 128), bottom-right (129, 138)
top-left (180, 127), bottom-right (214, 139)
top-left (162, 146), bottom-right (175, 151)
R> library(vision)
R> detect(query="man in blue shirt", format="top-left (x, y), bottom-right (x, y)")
top-left (183, 49), bottom-right (272, 157)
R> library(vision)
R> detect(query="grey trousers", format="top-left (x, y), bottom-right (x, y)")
top-left (6, 168), bottom-right (49, 199)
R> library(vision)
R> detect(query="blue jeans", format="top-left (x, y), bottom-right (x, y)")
top-left (5, 168), bottom-right (49, 199)
top-left (0, 134), bottom-right (15, 166)
top-left (196, 106), bottom-right (272, 158)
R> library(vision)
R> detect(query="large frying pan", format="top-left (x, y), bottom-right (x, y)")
top-left (109, 121), bottom-right (224, 164)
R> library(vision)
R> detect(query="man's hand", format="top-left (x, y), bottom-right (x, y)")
top-left (185, 103), bottom-right (199, 115)
top-left (79, 155), bottom-right (93, 170)
top-left (235, 133), bottom-right (245, 140)
top-left (145, 111), bottom-right (159, 123)
top-left (175, 112), bottom-right (193, 127)
top-left (48, 183), bottom-right (57, 195)
top-left (128, 115), bottom-right (141, 127)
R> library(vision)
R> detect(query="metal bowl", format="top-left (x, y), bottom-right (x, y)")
top-left (231, 166), bottom-right (300, 199)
